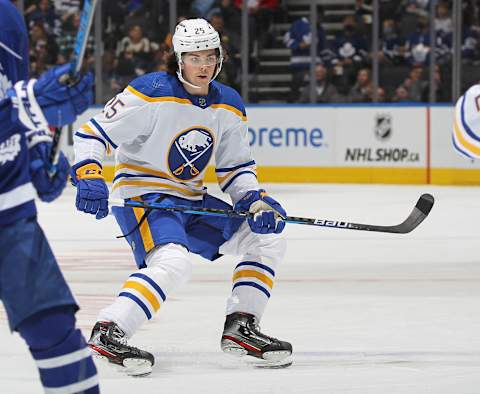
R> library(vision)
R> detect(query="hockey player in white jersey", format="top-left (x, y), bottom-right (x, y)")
top-left (71, 18), bottom-right (292, 375)
top-left (452, 84), bottom-right (480, 159)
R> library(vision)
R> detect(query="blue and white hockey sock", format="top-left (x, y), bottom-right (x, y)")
top-left (18, 308), bottom-right (99, 394)
top-left (32, 329), bottom-right (99, 393)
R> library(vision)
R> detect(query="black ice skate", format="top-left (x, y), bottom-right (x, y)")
top-left (88, 321), bottom-right (154, 376)
top-left (221, 312), bottom-right (293, 368)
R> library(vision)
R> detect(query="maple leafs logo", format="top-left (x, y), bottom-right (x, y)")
top-left (0, 134), bottom-right (21, 166)
top-left (0, 69), bottom-right (12, 101)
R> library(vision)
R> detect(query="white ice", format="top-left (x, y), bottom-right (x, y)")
top-left (1, 184), bottom-right (479, 394)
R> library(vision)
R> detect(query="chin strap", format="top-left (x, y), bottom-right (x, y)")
top-left (176, 65), bottom-right (202, 89)
top-left (175, 52), bottom-right (224, 90)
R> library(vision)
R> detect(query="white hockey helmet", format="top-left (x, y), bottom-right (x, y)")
top-left (172, 18), bottom-right (224, 88)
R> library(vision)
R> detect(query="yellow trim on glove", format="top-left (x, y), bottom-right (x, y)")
top-left (76, 163), bottom-right (105, 180)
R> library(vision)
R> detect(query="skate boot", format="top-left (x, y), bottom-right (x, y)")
top-left (221, 312), bottom-right (293, 368)
top-left (88, 321), bottom-right (154, 376)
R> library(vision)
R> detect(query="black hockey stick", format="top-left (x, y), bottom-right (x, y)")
top-left (48, 0), bottom-right (98, 174)
top-left (108, 193), bottom-right (434, 234)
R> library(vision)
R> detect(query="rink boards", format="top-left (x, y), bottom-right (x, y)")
top-left (68, 104), bottom-right (479, 185)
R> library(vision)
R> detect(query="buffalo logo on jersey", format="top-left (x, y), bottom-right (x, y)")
top-left (168, 127), bottom-right (214, 180)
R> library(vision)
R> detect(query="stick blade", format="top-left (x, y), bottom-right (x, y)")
top-left (416, 193), bottom-right (435, 216)
top-left (393, 193), bottom-right (435, 234)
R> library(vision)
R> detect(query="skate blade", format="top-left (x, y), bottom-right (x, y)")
top-left (221, 340), bottom-right (248, 357)
top-left (222, 341), bottom-right (293, 369)
top-left (251, 354), bottom-right (293, 369)
top-left (123, 358), bottom-right (153, 377)
top-left (91, 353), bottom-right (152, 377)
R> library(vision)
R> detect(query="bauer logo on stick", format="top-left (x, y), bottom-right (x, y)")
top-left (168, 126), bottom-right (214, 181)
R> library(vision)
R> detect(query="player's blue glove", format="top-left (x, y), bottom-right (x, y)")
top-left (29, 141), bottom-right (69, 202)
top-left (8, 63), bottom-right (93, 129)
top-left (234, 189), bottom-right (287, 234)
top-left (71, 159), bottom-right (109, 220)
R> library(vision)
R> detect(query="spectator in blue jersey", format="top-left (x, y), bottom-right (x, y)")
top-left (405, 16), bottom-right (431, 65)
top-left (0, 0), bottom-right (99, 392)
top-left (462, 25), bottom-right (480, 63)
top-left (284, 5), bottom-right (329, 102)
top-left (330, 15), bottom-right (369, 95)
top-left (24, 0), bottom-right (58, 36)
top-left (380, 19), bottom-right (406, 65)
top-left (405, 15), bottom-right (452, 66)
top-left (434, 1), bottom-right (452, 35)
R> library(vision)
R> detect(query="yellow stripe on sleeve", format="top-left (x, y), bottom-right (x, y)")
top-left (216, 167), bottom-right (256, 184)
top-left (80, 123), bottom-right (98, 136)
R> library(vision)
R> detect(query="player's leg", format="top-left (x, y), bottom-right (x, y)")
top-left (88, 195), bottom-right (193, 376)
top-left (188, 195), bottom-right (292, 366)
top-left (0, 218), bottom-right (99, 393)
top-left (218, 221), bottom-right (292, 365)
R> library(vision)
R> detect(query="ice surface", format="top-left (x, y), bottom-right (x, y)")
top-left (1, 183), bottom-right (479, 394)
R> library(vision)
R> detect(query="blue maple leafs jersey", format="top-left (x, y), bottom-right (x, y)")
top-left (0, 0), bottom-right (37, 226)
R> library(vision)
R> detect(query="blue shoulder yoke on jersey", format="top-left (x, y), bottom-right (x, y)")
top-left (127, 72), bottom-right (246, 118)
top-left (127, 72), bottom-right (176, 100)
top-left (210, 80), bottom-right (247, 118)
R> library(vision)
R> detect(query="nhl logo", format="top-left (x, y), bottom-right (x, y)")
top-left (374, 113), bottom-right (392, 141)
top-left (198, 97), bottom-right (207, 107)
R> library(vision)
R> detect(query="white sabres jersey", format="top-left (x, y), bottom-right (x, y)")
top-left (74, 72), bottom-right (258, 202)
top-left (453, 84), bottom-right (480, 159)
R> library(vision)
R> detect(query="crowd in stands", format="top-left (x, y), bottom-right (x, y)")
top-left (286, 0), bottom-right (480, 103)
top-left (21, 0), bottom-right (480, 103)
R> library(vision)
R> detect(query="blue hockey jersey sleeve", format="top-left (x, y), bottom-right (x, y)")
top-left (0, 0), bottom-right (37, 226)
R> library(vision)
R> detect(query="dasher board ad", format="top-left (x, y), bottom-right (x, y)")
top-left (335, 107), bottom-right (426, 167)
top-left (247, 106), bottom-right (426, 168)
top-left (246, 107), bottom-right (334, 166)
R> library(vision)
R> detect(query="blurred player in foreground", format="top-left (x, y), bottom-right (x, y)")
top-left (71, 18), bottom-right (292, 376)
top-left (0, 0), bottom-right (99, 392)
top-left (452, 84), bottom-right (480, 160)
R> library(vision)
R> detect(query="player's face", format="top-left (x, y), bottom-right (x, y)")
top-left (181, 49), bottom-right (217, 91)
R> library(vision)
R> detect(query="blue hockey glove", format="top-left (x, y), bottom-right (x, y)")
top-left (234, 189), bottom-right (287, 234)
top-left (8, 63), bottom-right (93, 129)
top-left (71, 160), bottom-right (109, 220)
top-left (29, 142), bottom-right (69, 202)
